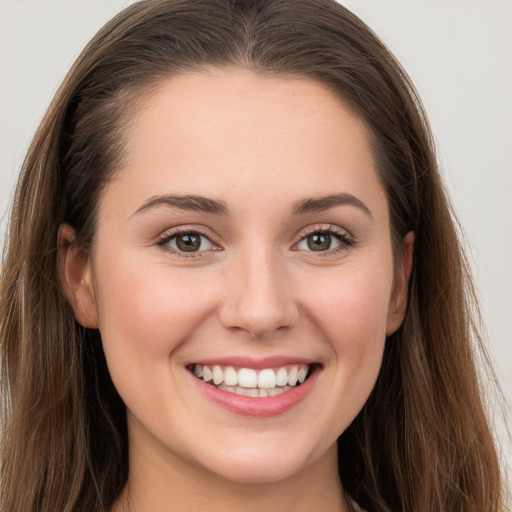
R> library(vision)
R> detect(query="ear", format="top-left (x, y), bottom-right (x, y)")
top-left (58, 224), bottom-right (98, 328)
top-left (386, 231), bottom-right (414, 336)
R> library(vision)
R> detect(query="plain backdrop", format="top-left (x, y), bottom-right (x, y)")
top-left (0, 0), bottom-right (510, 481)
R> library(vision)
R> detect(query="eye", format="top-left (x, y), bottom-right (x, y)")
top-left (159, 231), bottom-right (215, 253)
top-left (295, 228), bottom-right (354, 253)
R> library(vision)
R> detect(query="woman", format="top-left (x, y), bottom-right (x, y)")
top-left (0, 1), bottom-right (505, 511)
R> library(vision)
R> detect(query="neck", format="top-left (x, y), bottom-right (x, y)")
top-left (112, 436), bottom-right (349, 512)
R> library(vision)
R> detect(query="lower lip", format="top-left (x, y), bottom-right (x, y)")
top-left (190, 369), bottom-right (319, 417)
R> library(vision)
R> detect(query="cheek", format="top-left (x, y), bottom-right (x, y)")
top-left (301, 263), bottom-right (393, 347)
top-left (298, 261), bottom-right (393, 403)
top-left (93, 254), bottom-right (219, 366)
top-left (274, 260), bottom-right (394, 446)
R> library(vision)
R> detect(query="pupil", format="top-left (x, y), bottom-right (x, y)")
top-left (307, 233), bottom-right (331, 251)
top-left (177, 233), bottom-right (201, 252)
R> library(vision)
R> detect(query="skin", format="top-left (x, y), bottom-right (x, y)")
top-left (61, 69), bottom-right (413, 512)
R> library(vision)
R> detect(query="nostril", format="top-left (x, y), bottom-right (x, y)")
top-left (219, 300), bottom-right (300, 338)
top-left (217, 258), bottom-right (300, 337)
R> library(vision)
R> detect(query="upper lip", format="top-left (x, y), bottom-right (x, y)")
top-left (187, 356), bottom-right (318, 370)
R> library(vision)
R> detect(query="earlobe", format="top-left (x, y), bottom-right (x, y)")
top-left (58, 224), bottom-right (98, 328)
top-left (386, 231), bottom-right (414, 336)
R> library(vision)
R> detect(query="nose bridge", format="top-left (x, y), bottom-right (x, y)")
top-left (219, 243), bottom-right (298, 337)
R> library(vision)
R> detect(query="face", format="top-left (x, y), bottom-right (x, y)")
top-left (64, 69), bottom-right (412, 485)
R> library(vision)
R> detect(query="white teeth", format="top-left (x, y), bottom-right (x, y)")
top-left (192, 363), bottom-right (312, 394)
top-left (217, 383), bottom-right (290, 397)
top-left (224, 366), bottom-right (238, 386)
top-left (212, 365), bottom-right (223, 385)
top-left (275, 367), bottom-right (288, 387)
top-left (267, 387), bottom-right (284, 397)
top-left (257, 369), bottom-right (276, 389)
top-left (202, 365), bottom-right (213, 382)
top-left (237, 386), bottom-right (259, 397)
top-left (238, 368), bottom-right (258, 388)
top-left (287, 366), bottom-right (298, 386)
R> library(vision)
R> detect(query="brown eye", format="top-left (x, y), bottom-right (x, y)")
top-left (176, 233), bottom-right (201, 252)
top-left (164, 232), bottom-right (214, 253)
top-left (297, 230), bottom-right (346, 253)
top-left (306, 233), bottom-right (332, 251)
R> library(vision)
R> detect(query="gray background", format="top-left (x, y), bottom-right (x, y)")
top-left (1, 0), bottom-right (510, 483)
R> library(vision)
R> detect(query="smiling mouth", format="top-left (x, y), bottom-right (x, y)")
top-left (188, 363), bottom-right (315, 398)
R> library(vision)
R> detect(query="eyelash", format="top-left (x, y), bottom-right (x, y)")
top-left (156, 228), bottom-right (218, 258)
top-left (293, 225), bottom-right (355, 256)
top-left (156, 225), bottom-right (355, 258)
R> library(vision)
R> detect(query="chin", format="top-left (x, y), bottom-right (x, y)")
top-left (208, 457), bottom-right (308, 484)
top-left (191, 437), bottom-right (326, 485)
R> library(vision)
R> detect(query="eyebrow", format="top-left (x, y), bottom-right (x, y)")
top-left (131, 194), bottom-right (229, 217)
top-left (292, 193), bottom-right (372, 218)
top-left (131, 192), bottom-right (371, 219)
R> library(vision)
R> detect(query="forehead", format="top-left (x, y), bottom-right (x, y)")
top-left (101, 68), bottom-right (386, 219)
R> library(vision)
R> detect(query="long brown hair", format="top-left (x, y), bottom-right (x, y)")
top-left (0, 1), bottom-right (505, 510)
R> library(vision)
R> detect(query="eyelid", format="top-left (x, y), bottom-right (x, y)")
top-left (292, 224), bottom-right (356, 254)
top-left (154, 223), bottom-right (355, 258)
top-left (156, 225), bottom-right (222, 257)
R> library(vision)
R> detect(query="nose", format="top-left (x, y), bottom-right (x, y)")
top-left (219, 249), bottom-right (300, 338)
